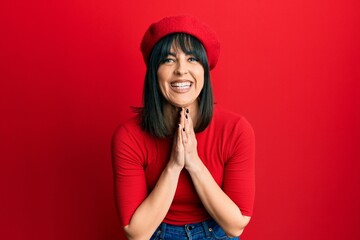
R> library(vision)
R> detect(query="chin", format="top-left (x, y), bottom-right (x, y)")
top-left (171, 102), bottom-right (191, 108)
top-left (167, 98), bottom-right (198, 109)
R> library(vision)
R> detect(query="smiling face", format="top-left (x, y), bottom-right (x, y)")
top-left (157, 46), bottom-right (205, 108)
top-left (141, 33), bottom-right (213, 137)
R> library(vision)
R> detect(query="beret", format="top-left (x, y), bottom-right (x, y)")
top-left (140, 15), bottom-right (220, 70)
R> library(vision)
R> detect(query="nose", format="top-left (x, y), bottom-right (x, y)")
top-left (174, 59), bottom-right (188, 75)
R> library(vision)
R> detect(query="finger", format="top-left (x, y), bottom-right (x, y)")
top-left (181, 121), bottom-right (188, 144)
top-left (181, 131), bottom-right (188, 144)
top-left (177, 123), bottom-right (183, 146)
top-left (180, 108), bottom-right (186, 132)
top-left (184, 108), bottom-right (193, 134)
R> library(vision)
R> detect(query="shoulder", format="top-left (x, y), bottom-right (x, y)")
top-left (212, 105), bottom-right (254, 135)
top-left (211, 106), bottom-right (255, 162)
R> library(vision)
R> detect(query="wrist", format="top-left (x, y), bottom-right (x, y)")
top-left (166, 160), bottom-right (183, 175)
top-left (185, 156), bottom-right (204, 175)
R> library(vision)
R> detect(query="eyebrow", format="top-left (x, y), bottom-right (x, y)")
top-left (167, 52), bottom-right (177, 57)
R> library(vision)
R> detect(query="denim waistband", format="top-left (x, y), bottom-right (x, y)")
top-left (151, 219), bottom-right (239, 240)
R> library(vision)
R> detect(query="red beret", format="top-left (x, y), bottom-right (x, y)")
top-left (140, 15), bottom-right (220, 70)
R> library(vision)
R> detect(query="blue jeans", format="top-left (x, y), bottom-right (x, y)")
top-left (150, 219), bottom-right (239, 240)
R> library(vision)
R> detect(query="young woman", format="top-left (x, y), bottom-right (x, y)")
top-left (112, 15), bottom-right (255, 240)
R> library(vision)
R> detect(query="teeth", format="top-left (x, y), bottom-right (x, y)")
top-left (171, 82), bottom-right (191, 88)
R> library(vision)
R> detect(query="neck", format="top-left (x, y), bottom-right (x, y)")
top-left (163, 101), bottom-right (200, 134)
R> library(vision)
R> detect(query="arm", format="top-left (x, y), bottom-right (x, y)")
top-left (181, 110), bottom-right (255, 237)
top-left (187, 160), bottom-right (251, 237)
top-left (112, 122), bottom-right (185, 240)
top-left (124, 160), bottom-right (182, 240)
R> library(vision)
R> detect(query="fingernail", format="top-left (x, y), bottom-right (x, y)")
top-left (186, 108), bottom-right (189, 113)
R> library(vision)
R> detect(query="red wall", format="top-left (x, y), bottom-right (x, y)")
top-left (1, 0), bottom-right (359, 239)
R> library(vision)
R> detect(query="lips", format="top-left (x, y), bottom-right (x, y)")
top-left (170, 80), bottom-right (192, 91)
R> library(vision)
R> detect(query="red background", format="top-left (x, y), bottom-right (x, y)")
top-left (1, 0), bottom-right (359, 239)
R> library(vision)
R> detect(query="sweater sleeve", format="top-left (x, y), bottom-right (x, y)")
top-left (111, 122), bottom-right (148, 226)
top-left (222, 116), bottom-right (255, 217)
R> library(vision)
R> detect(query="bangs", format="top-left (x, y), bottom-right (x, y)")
top-left (156, 33), bottom-right (208, 68)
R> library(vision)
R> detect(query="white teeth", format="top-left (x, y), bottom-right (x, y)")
top-left (171, 82), bottom-right (191, 88)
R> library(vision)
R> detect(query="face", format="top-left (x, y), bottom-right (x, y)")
top-left (157, 46), bottom-right (205, 108)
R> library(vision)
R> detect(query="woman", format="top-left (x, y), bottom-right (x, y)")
top-left (112, 15), bottom-right (255, 240)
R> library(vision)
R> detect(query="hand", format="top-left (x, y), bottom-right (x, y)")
top-left (181, 108), bottom-right (201, 171)
top-left (169, 109), bottom-right (185, 170)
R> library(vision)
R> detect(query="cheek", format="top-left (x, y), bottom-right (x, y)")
top-left (157, 68), bottom-right (170, 83)
top-left (157, 79), bottom-right (166, 96)
top-left (156, 75), bottom-right (169, 97)
top-left (157, 70), bottom-right (165, 88)
top-left (196, 70), bottom-right (205, 90)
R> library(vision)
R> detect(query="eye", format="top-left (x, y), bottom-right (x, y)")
top-left (161, 57), bottom-right (175, 64)
top-left (188, 56), bottom-right (199, 62)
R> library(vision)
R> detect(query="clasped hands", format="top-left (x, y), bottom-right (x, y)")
top-left (170, 108), bottom-right (201, 172)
